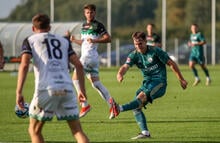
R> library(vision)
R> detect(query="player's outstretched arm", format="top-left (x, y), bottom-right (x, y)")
top-left (70, 35), bottom-right (83, 45)
top-left (167, 59), bottom-right (188, 89)
top-left (88, 33), bottom-right (111, 44)
top-left (117, 64), bottom-right (129, 83)
top-left (65, 31), bottom-right (83, 46)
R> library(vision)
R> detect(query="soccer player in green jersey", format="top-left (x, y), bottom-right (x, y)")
top-left (188, 23), bottom-right (211, 86)
top-left (146, 23), bottom-right (161, 47)
top-left (109, 32), bottom-right (188, 139)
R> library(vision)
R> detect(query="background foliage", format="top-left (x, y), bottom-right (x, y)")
top-left (2, 0), bottom-right (220, 41)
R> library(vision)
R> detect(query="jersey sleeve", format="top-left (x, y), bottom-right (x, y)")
top-left (155, 34), bottom-right (161, 43)
top-left (98, 22), bottom-right (108, 36)
top-left (155, 47), bottom-right (170, 64)
top-left (125, 51), bottom-right (136, 67)
top-left (21, 37), bottom-right (32, 56)
top-left (67, 40), bottom-right (76, 57)
top-left (198, 32), bottom-right (206, 42)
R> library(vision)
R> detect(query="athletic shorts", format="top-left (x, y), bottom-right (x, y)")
top-left (136, 80), bottom-right (167, 105)
top-left (189, 53), bottom-right (205, 65)
top-left (80, 56), bottom-right (99, 78)
top-left (29, 89), bottom-right (79, 121)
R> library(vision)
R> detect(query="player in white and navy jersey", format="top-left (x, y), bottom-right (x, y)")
top-left (68, 4), bottom-right (117, 119)
top-left (16, 13), bottom-right (89, 143)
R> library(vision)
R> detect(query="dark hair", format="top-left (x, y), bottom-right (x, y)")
top-left (84, 4), bottom-right (96, 11)
top-left (147, 23), bottom-right (155, 28)
top-left (32, 13), bottom-right (50, 29)
top-left (132, 32), bottom-right (146, 40)
top-left (191, 23), bottom-right (198, 27)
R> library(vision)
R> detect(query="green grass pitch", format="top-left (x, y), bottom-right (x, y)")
top-left (0, 65), bottom-right (220, 142)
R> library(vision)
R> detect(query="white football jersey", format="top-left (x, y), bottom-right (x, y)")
top-left (21, 32), bottom-right (75, 91)
top-left (80, 20), bottom-right (108, 61)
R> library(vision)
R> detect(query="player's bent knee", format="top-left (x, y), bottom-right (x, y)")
top-left (137, 92), bottom-right (148, 104)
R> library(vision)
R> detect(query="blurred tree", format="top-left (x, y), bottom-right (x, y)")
top-left (185, 0), bottom-right (211, 25)
top-left (2, 0), bottom-right (220, 42)
top-left (185, 0), bottom-right (212, 41)
top-left (8, 0), bottom-right (50, 21)
top-left (5, 0), bottom-right (157, 39)
top-left (167, 0), bottom-right (186, 27)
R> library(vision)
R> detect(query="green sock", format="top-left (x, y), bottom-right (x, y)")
top-left (121, 99), bottom-right (142, 111)
top-left (192, 67), bottom-right (198, 77)
top-left (133, 109), bottom-right (148, 131)
top-left (203, 68), bottom-right (210, 77)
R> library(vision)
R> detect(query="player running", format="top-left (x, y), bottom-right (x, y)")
top-left (188, 23), bottom-right (211, 86)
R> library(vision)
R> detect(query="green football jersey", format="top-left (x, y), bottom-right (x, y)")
top-left (126, 46), bottom-right (170, 81)
top-left (190, 32), bottom-right (205, 56)
top-left (146, 33), bottom-right (161, 46)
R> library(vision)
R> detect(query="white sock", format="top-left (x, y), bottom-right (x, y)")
top-left (195, 77), bottom-right (200, 80)
top-left (92, 81), bottom-right (111, 107)
top-left (142, 130), bottom-right (150, 136)
top-left (206, 77), bottom-right (211, 80)
top-left (81, 101), bottom-right (88, 107)
top-left (119, 105), bottom-right (123, 112)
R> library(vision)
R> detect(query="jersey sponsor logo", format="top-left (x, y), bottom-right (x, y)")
top-left (147, 57), bottom-right (153, 63)
top-left (48, 60), bottom-right (64, 72)
top-left (144, 64), bottom-right (159, 72)
top-left (191, 36), bottom-right (199, 42)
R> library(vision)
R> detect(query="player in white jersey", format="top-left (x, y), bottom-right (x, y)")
top-left (16, 13), bottom-right (89, 143)
top-left (67, 4), bottom-right (117, 119)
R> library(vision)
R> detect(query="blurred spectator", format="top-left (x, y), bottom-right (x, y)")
top-left (0, 41), bottom-right (5, 69)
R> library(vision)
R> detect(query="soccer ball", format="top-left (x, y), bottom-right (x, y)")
top-left (15, 103), bottom-right (29, 118)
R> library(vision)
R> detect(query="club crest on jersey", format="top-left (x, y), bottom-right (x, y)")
top-left (148, 57), bottom-right (153, 63)
top-left (84, 25), bottom-right (90, 29)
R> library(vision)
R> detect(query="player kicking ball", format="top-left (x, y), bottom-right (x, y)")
top-left (109, 32), bottom-right (187, 139)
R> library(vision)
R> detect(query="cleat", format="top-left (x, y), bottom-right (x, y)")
top-left (79, 104), bottom-right (91, 118)
top-left (131, 133), bottom-right (151, 140)
top-left (206, 78), bottom-right (211, 86)
top-left (193, 79), bottom-right (200, 86)
top-left (109, 98), bottom-right (120, 119)
top-left (109, 108), bottom-right (115, 119)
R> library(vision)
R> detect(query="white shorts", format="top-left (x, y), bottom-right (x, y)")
top-left (29, 89), bottom-right (79, 121)
top-left (80, 56), bottom-right (99, 78)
